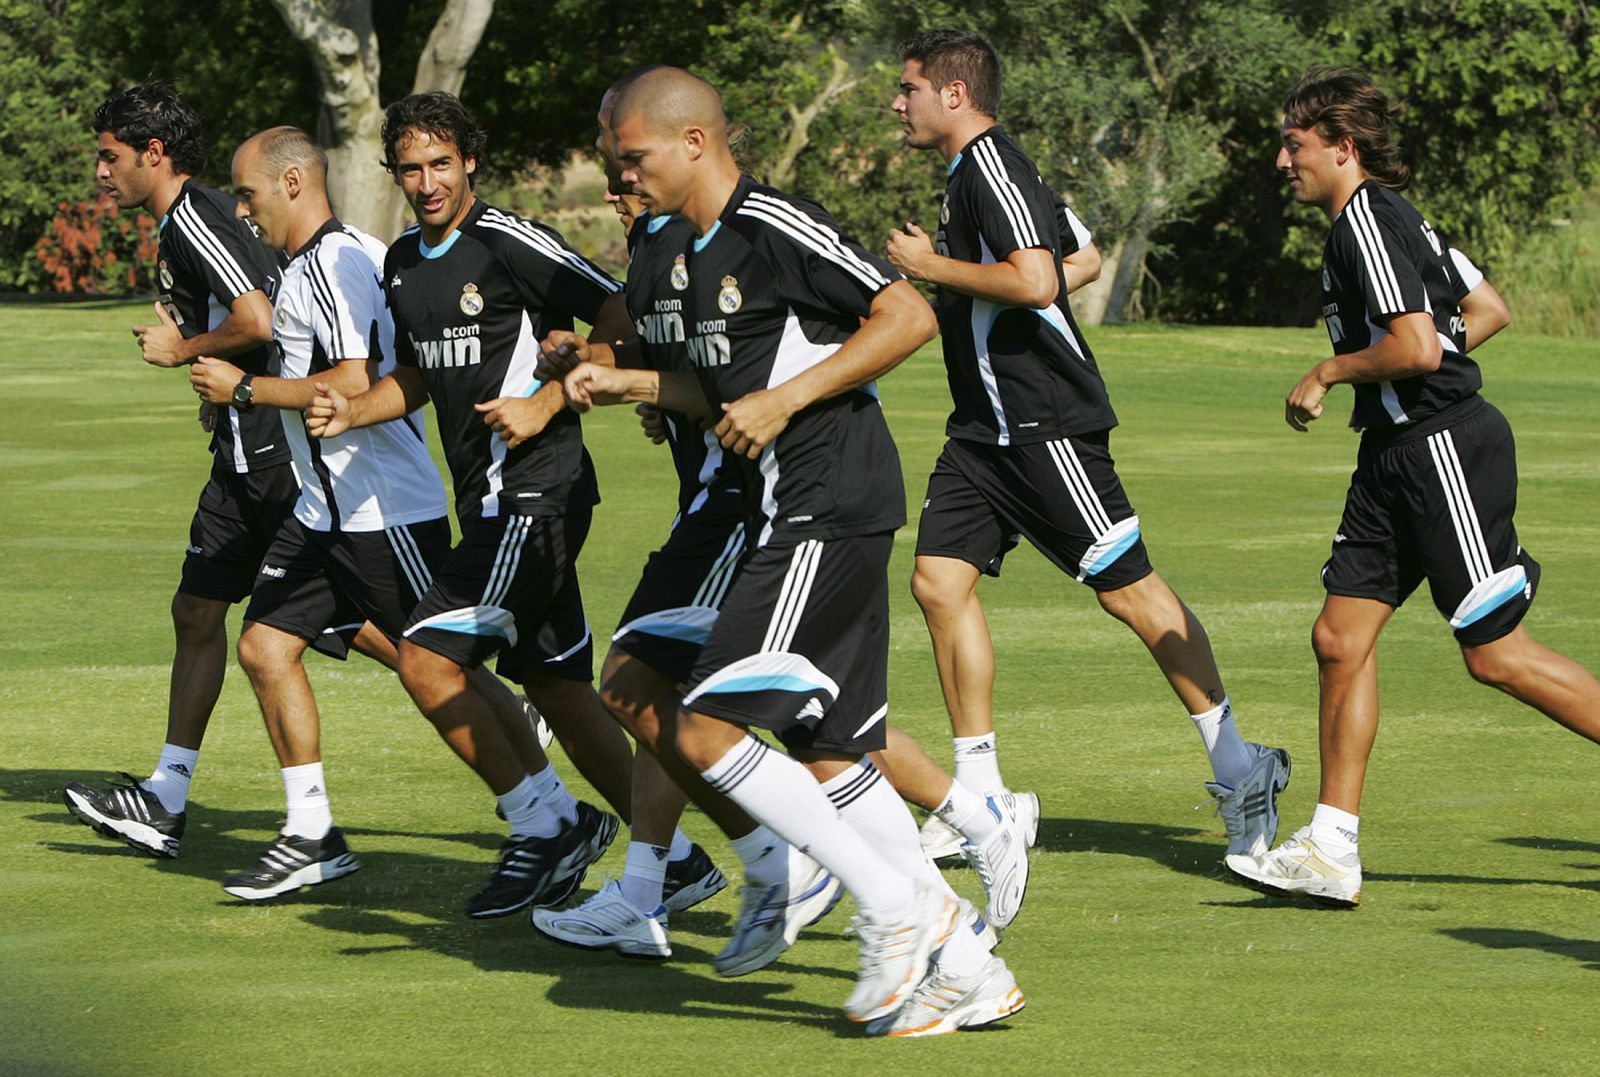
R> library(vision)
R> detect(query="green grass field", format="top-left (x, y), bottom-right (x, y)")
top-left (2, 301), bottom-right (1597, 1073)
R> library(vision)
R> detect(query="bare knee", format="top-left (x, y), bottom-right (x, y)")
top-left (1461, 640), bottom-right (1519, 690)
top-left (911, 559), bottom-right (975, 620)
top-left (398, 641), bottom-right (462, 712)
top-left (1311, 615), bottom-right (1369, 669)
top-left (237, 624), bottom-right (301, 679)
top-left (171, 591), bottom-right (227, 643)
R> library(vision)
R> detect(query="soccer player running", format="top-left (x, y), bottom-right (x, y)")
top-left (62, 84), bottom-right (327, 857)
top-left (531, 74), bottom-right (839, 966)
top-left (886, 30), bottom-right (1289, 862)
top-left (187, 126), bottom-right (564, 900)
top-left (561, 65), bottom-right (1023, 1035)
top-left (305, 92), bottom-right (640, 918)
top-left (1226, 67), bottom-right (1600, 906)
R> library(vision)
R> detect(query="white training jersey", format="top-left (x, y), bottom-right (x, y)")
top-left (275, 219), bottom-right (448, 532)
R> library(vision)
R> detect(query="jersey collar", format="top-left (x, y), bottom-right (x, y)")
top-left (291, 216), bottom-right (345, 263)
top-left (418, 197), bottom-right (485, 259)
top-left (950, 125), bottom-right (1004, 175)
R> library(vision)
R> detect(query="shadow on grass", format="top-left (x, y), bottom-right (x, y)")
top-left (1440, 928), bottom-right (1600, 971)
top-left (5, 766), bottom-right (861, 1028)
top-left (1036, 814), bottom-right (1226, 881)
top-left (1496, 836), bottom-right (1600, 863)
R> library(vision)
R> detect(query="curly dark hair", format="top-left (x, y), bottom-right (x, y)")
top-left (92, 82), bottom-right (206, 175)
top-left (381, 92), bottom-right (486, 181)
top-left (1283, 66), bottom-right (1410, 191)
top-left (899, 29), bottom-right (1002, 118)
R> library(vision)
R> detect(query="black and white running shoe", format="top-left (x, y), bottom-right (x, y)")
top-left (465, 802), bottom-right (620, 919)
top-left (662, 842), bottom-right (728, 914)
top-left (222, 828), bottom-right (361, 901)
top-left (62, 773), bottom-right (185, 858)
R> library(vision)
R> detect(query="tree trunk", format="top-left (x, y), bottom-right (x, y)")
top-left (1100, 229), bottom-right (1147, 324)
top-left (268, 0), bottom-right (494, 242)
top-left (767, 47), bottom-right (857, 190)
top-left (1071, 241), bottom-right (1120, 326)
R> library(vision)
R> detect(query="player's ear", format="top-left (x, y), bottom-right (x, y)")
top-left (1336, 134), bottom-right (1357, 167)
top-left (283, 166), bottom-right (301, 198)
top-left (143, 137), bottom-right (166, 168)
top-left (945, 79), bottom-right (968, 112)
top-left (464, 156), bottom-right (478, 178)
top-left (683, 125), bottom-right (706, 161)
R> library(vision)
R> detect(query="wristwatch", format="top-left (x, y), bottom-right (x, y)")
top-left (231, 373), bottom-right (255, 409)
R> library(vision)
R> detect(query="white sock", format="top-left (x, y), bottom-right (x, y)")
top-left (144, 743), bottom-right (198, 814)
top-left (527, 763), bottom-right (579, 827)
top-left (498, 774), bottom-right (560, 839)
top-left (621, 841), bottom-right (670, 911)
top-left (728, 824), bottom-right (788, 887)
top-left (701, 735), bottom-right (914, 918)
top-left (1309, 803), bottom-right (1360, 858)
top-left (1191, 697), bottom-right (1253, 788)
top-left (820, 760), bottom-right (984, 975)
top-left (933, 778), bottom-right (999, 844)
top-left (668, 829), bottom-right (693, 862)
top-left (282, 762), bottom-right (332, 839)
top-left (953, 733), bottom-right (1004, 795)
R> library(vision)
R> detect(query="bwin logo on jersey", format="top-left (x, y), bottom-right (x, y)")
top-left (687, 330), bottom-right (730, 369)
top-left (411, 325), bottom-right (482, 369)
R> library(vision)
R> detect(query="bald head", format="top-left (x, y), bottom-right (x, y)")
top-left (612, 66), bottom-right (727, 143)
top-left (237, 126), bottom-right (328, 192)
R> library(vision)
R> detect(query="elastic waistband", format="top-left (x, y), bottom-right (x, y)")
top-left (1360, 394), bottom-right (1484, 447)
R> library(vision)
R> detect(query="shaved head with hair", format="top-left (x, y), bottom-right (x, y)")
top-left (232, 125), bottom-right (334, 253)
top-left (611, 66), bottom-right (728, 142)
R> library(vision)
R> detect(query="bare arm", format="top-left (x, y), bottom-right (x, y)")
top-left (1458, 279), bottom-right (1511, 351)
top-left (1286, 311), bottom-right (1442, 431)
top-left (588, 292), bottom-right (637, 347)
top-left (190, 356), bottom-right (377, 409)
top-left (563, 364), bottom-right (714, 420)
top-left (133, 290), bottom-right (274, 368)
top-left (715, 280), bottom-right (938, 458)
top-left (886, 222), bottom-right (1057, 308)
top-left (1061, 242), bottom-right (1103, 294)
top-left (306, 365), bottom-right (428, 438)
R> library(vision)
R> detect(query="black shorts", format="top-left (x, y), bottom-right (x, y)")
top-left (402, 509), bottom-right (594, 683)
top-left (914, 435), bottom-right (1153, 591)
top-left (179, 460), bottom-right (300, 603)
top-left (1323, 397), bottom-right (1539, 646)
top-left (684, 533), bottom-right (892, 756)
top-left (244, 516), bottom-right (452, 657)
top-left (611, 500), bottom-right (747, 683)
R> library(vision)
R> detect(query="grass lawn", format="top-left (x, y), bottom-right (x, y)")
top-left (1, 300), bottom-right (1597, 1073)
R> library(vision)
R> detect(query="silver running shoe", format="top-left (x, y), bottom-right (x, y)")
top-left (844, 883), bottom-right (958, 1023)
top-left (531, 879), bottom-right (671, 958)
top-left (713, 847), bottom-right (842, 977)
top-left (962, 793), bottom-right (1031, 931)
top-left (1225, 826), bottom-right (1361, 907)
top-left (1205, 743), bottom-right (1291, 857)
top-left (865, 955), bottom-right (1025, 1037)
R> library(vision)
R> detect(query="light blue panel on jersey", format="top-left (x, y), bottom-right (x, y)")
top-left (516, 378), bottom-right (545, 398)
top-left (1450, 563), bottom-right (1528, 629)
top-left (405, 604), bottom-right (518, 646)
top-left (684, 651), bottom-right (841, 711)
top-left (611, 605), bottom-right (720, 645)
top-left (1077, 515), bottom-right (1141, 582)
top-left (417, 229), bottom-right (464, 260)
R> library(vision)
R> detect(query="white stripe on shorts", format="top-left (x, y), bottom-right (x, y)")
top-left (761, 539), bottom-right (823, 652)
top-left (1426, 429), bottom-right (1492, 585)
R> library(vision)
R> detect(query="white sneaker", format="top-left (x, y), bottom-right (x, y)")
top-left (918, 814), bottom-right (966, 862)
top-left (962, 793), bottom-right (1031, 931)
top-left (1012, 790), bottom-right (1041, 848)
top-left (844, 883), bottom-right (959, 1023)
top-left (530, 879), bottom-right (671, 958)
top-left (1205, 743), bottom-right (1290, 857)
top-left (713, 848), bottom-right (842, 977)
top-left (1224, 826), bottom-right (1361, 907)
top-left (865, 955), bottom-right (1025, 1037)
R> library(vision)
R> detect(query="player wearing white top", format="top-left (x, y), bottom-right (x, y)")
top-left (191, 127), bottom-right (555, 900)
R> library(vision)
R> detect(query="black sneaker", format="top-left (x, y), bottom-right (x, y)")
top-left (662, 842), bottom-right (728, 914)
top-left (62, 773), bottom-right (185, 858)
top-left (466, 831), bottom-right (561, 919)
top-left (222, 828), bottom-right (361, 901)
top-left (529, 801), bottom-right (621, 911)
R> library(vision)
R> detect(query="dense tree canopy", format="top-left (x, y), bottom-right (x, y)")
top-left (7, 0), bottom-right (1596, 329)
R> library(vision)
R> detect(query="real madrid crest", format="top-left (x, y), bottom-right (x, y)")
top-left (159, 260), bottom-right (174, 290)
top-left (670, 254), bottom-right (690, 291)
top-left (717, 275), bottom-right (742, 314)
top-left (459, 281), bottom-right (484, 316)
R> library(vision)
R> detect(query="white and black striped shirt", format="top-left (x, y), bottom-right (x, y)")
top-left (274, 219), bottom-right (446, 532)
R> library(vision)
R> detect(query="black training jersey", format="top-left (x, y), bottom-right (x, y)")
top-left (627, 212), bottom-right (740, 516)
top-left (668, 176), bottom-right (906, 545)
top-left (386, 199), bottom-right (619, 523)
top-left (934, 127), bottom-right (1116, 446)
top-left (1321, 182), bottom-right (1480, 430)
top-left (158, 180), bottom-right (287, 473)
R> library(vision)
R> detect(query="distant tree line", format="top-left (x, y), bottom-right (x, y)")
top-left (3, 0), bottom-right (1595, 326)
